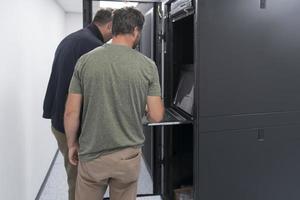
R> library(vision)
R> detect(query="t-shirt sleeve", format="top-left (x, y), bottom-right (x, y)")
top-left (148, 63), bottom-right (162, 96)
top-left (69, 58), bottom-right (83, 94)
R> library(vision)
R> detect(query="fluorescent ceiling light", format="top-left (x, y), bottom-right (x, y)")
top-left (99, 1), bottom-right (138, 9)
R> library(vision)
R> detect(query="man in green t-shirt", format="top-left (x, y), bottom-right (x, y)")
top-left (64, 7), bottom-right (164, 200)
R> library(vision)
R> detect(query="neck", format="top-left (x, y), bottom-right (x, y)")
top-left (95, 24), bottom-right (106, 42)
top-left (111, 35), bottom-right (134, 48)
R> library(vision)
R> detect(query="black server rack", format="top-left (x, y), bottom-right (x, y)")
top-left (195, 0), bottom-right (300, 199)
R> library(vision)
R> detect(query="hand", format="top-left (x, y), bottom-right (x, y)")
top-left (68, 144), bottom-right (79, 166)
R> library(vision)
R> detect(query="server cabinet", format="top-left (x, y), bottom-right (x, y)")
top-left (259, 126), bottom-right (300, 200)
top-left (195, 0), bottom-right (300, 199)
top-left (197, 126), bottom-right (300, 200)
top-left (198, 129), bottom-right (262, 200)
top-left (197, 0), bottom-right (300, 131)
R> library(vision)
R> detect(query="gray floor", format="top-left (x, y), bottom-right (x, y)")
top-left (39, 152), bottom-right (161, 200)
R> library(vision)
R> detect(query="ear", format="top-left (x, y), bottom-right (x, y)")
top-left (106, 21), bottom-right (112, 31)
top-left (133, 27), bottom-right (139, 37)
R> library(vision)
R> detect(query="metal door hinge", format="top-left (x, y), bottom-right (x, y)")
top-left (159, 32), bottom-right (166, 41)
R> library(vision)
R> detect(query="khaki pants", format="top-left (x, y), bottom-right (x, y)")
top-left (76, 147), bottom-right (141, 200)
top-left (52, 126), bottom-right (77, 200)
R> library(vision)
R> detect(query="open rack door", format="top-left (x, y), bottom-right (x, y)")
top-left (146, 0), bottom-right (195, 199)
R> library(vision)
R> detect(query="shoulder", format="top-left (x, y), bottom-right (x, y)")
top-left (62, 29), bottom-right (85, 43)
top-left (133, 51), bottom-right (156, 67)
top-left (56, 30), bottom-right (84, 51)
top-left (63, 28), bottom-right (102, 47)
top-left (58, 33), bottom-right (102, 60)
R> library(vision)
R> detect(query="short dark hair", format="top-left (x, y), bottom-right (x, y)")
top-left (112, 7), bottom-right (145, 36)
top-left (93, 8), bottom-right (113, 26)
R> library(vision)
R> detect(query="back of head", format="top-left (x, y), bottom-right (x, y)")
top-left (112, 7), bottom-right (145, 36)
top-left (93, 8), bottom-right (114, 26)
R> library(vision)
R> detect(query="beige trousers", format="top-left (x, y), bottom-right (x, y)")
top-left (52, 126), bottom-right (78, 200)
top-left (76, 147), bottom-right (142, 200)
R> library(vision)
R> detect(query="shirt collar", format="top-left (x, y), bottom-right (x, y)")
top-left (87, 23), bottom-right (104, 42)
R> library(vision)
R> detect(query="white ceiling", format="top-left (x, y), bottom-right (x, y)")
top-left (56, 0), bottom-right (138, 13)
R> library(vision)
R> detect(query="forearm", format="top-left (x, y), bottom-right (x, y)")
top-left (64, 112), bottom-right (80, 148)
top-left (147, 107), bottom-right (165, 123)
top-left (146, 96), bottom-right (165, 123)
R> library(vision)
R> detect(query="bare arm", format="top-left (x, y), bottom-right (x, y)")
top-left (147, 96), bottom-right (165, 123)
top-left (64, 93), bottom-right (82, 165)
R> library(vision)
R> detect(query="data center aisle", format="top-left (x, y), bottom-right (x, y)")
top-left (39, 152), bottom-right (161, 200)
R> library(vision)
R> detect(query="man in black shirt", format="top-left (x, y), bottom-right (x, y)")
top-left (42, 8), bottom-right (113, 200)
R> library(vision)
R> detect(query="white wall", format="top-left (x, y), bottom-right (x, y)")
top-left (0, 0), bottom-right (66, 199)
top-left (0, 2), bottom-right (25, 199)
top-left (65, 12), bottom-right (83, 35)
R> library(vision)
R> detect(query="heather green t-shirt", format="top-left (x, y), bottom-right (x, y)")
top-left (69, 43), bottom-right (161, 161)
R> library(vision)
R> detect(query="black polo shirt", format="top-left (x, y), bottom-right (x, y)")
top-left (43, 23), bottom-right (104, 133)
